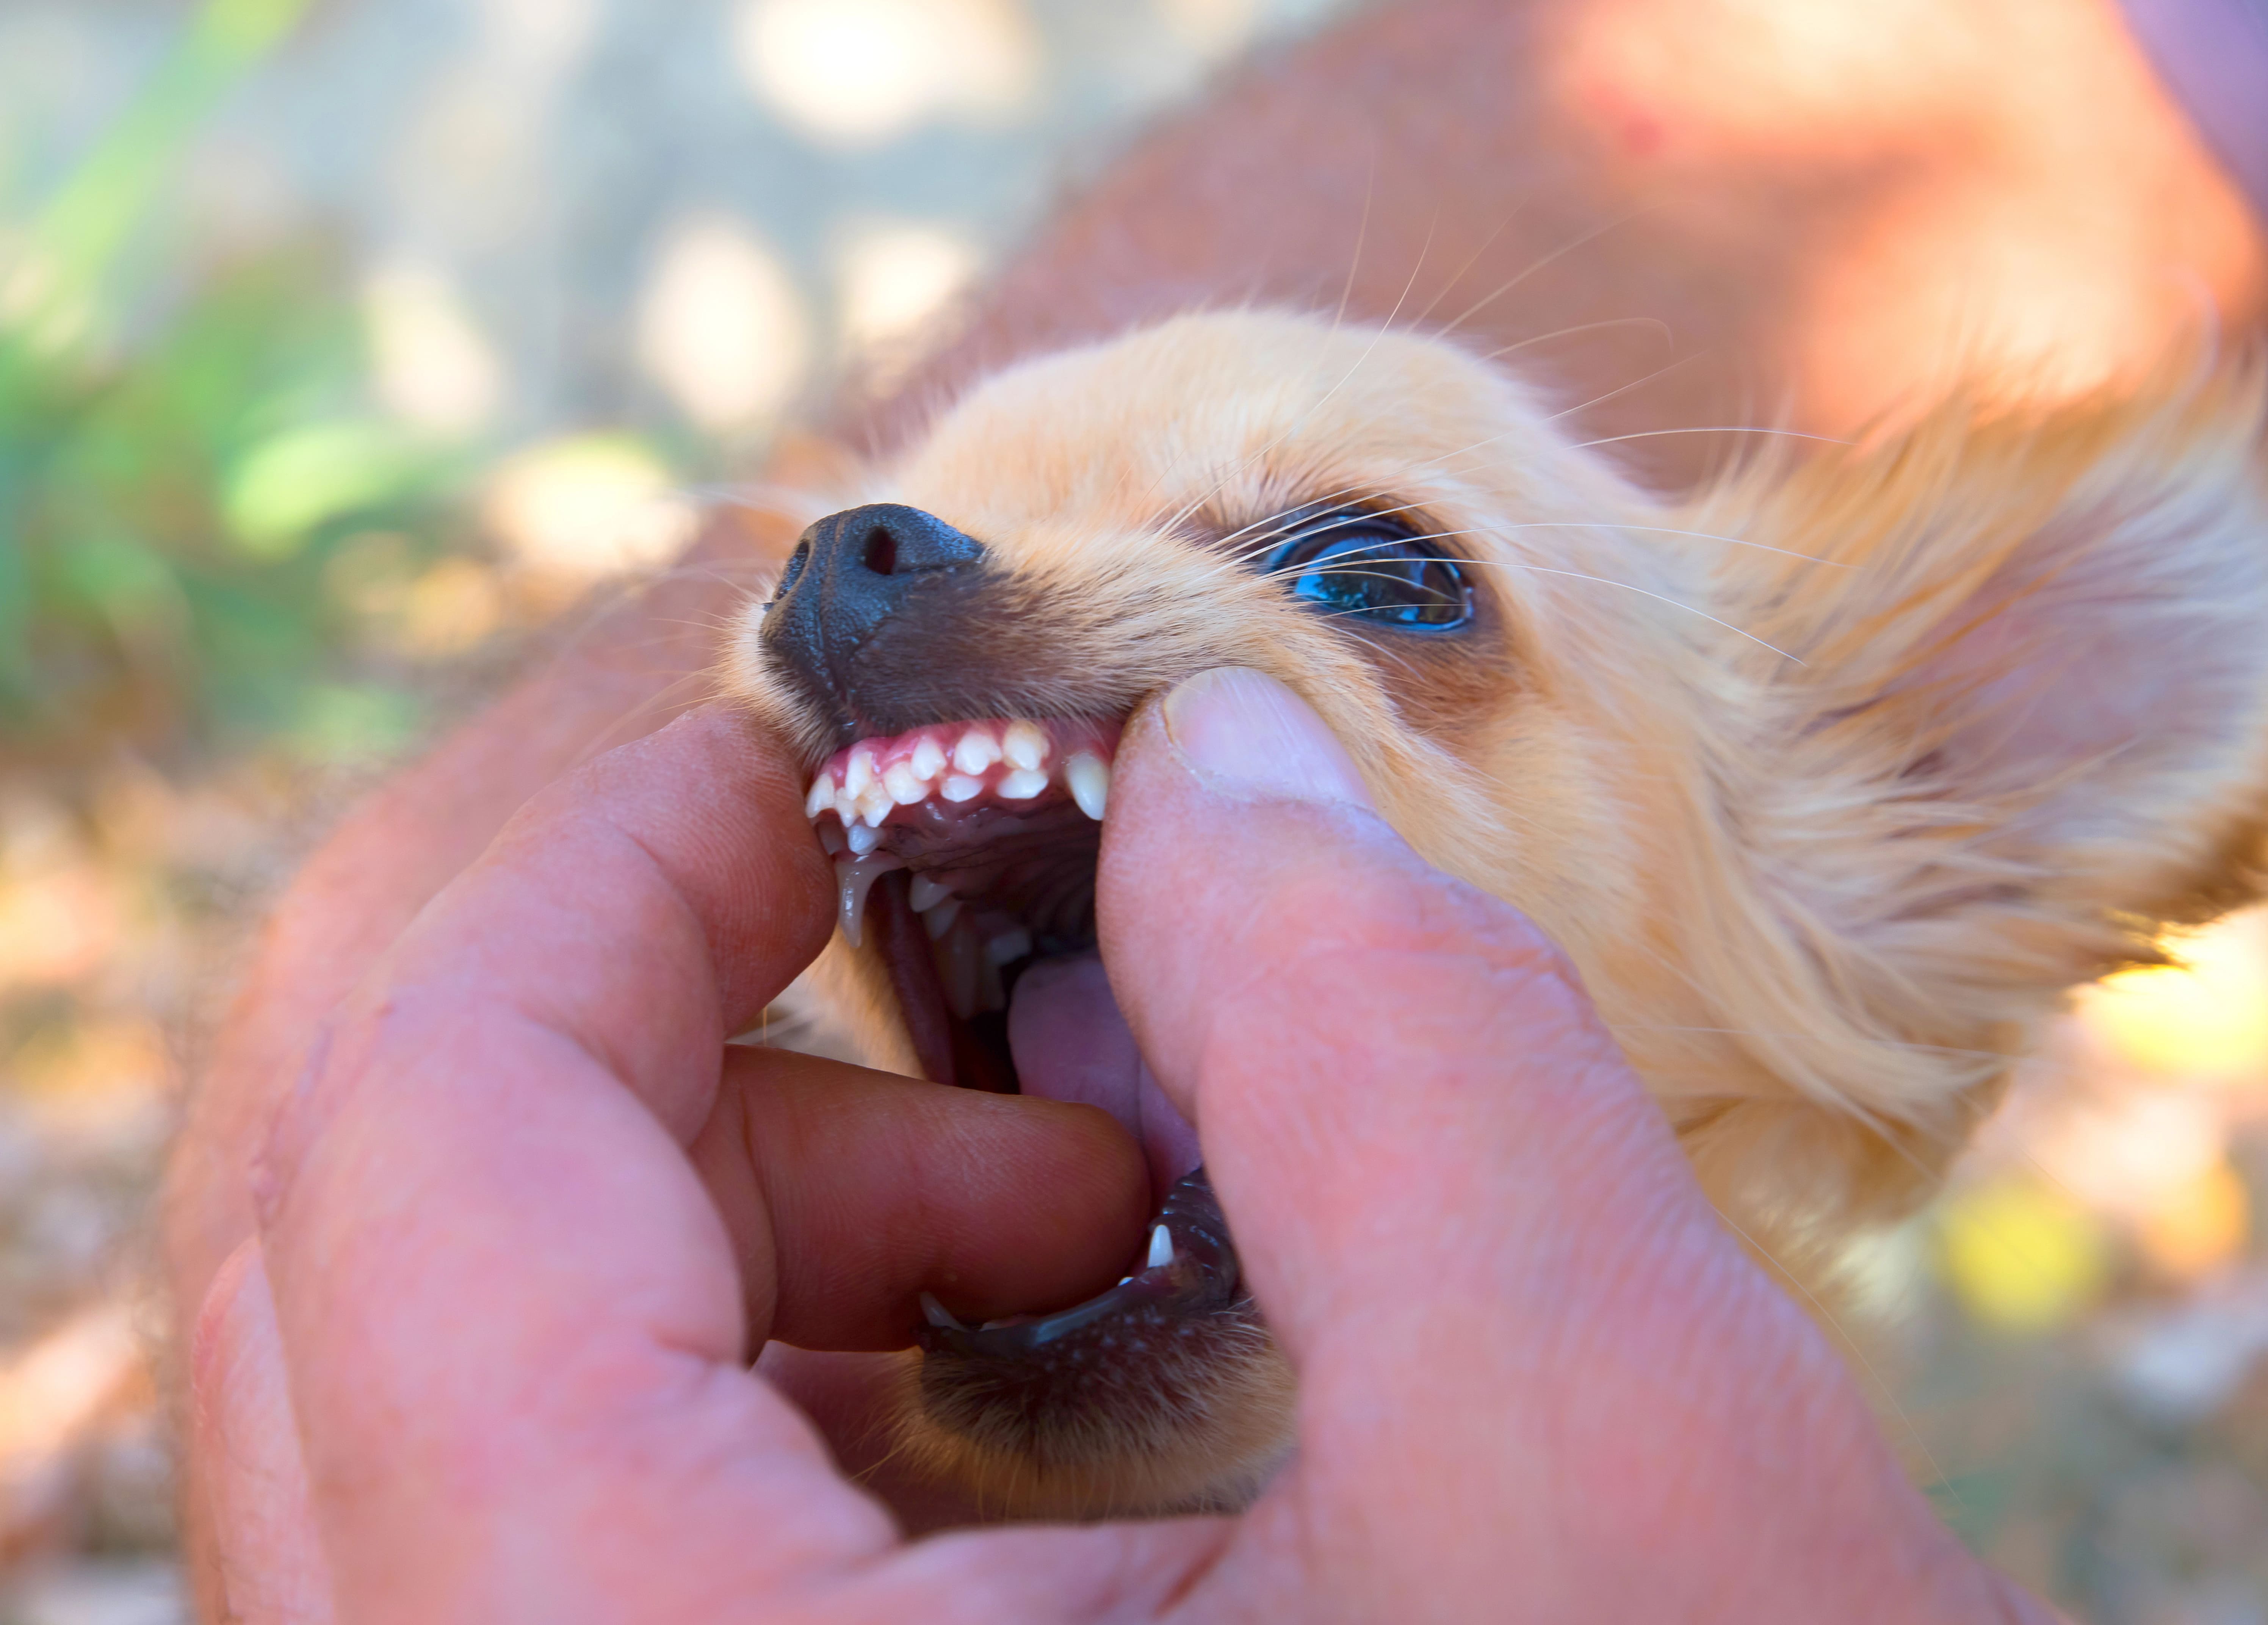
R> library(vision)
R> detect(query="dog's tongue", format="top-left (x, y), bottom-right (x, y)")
top-left (1007, 951), bottom-right (1200, 1201)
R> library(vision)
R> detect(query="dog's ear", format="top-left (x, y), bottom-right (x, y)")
top-left (1678, 369), bottom-right (2268, 1229)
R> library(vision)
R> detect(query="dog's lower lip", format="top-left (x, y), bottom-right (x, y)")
top-left (916, 1167), bottom-right (1244, 1357)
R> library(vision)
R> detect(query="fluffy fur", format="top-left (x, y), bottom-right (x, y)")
top-left (727, 309), bottom-right (2268, 1516)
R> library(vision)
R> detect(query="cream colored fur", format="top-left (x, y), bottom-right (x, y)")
top-left (728, 309), bottom-right (2268, 1514)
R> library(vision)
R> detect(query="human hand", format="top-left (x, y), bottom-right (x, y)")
top-left (190, 671), bottom-right (2055, 1623)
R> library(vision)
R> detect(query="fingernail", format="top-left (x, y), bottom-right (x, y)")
top-left (1162, 668), bottom-right (1375, 809)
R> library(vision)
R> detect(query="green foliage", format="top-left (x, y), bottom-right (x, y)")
top-left (0, 0), bottom-right (475, 770)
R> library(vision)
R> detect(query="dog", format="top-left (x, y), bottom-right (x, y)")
top-left (725, 307), bottom-right (2268, 1518)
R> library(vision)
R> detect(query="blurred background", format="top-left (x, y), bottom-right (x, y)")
top-left (0, 2), bottom-right (2262, 1621)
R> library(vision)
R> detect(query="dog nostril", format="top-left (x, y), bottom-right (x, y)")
top-left (862, 524), bottom-right (899, 576)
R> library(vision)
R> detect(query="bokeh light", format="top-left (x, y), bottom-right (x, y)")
top-left (636, 215), bottom-right (811, 436)
top-left (734, 0), bottom-right (1040, 146)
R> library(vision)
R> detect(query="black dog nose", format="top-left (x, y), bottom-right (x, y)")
top-left (761, 503), bottom-right (989, 737)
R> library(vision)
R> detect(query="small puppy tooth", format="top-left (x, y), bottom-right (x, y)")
top-left (908, 873), bottom-right (954, 911)
top-left (909, 736), bottom-right (947, 780)
top-left (844, 821), bottom-right (880, 856)
top-left (1065, 752), bottom-right (1110, 822)
top-left (1002, 719), bottom-right (1048, 772)
top-left (1146, 1224), bottom-right (1174, 1270)
top-left (951, 730), bottom-right (1001, 775)
top-left (817, 820), bottom-right (847, 856)
top-left (998, 767), bottom-right (1048, 801)
top-left (921, 898), bottom-right (962, 938)
top-left (941, 773), bottom-right (984, 803)
top-left (1116, 1275), bottom-right (1132, 1287)
top-left (883, 761), bottom-right (926, 805)
top-left (804, 778), bottom-right (833, 819)
top-left (919, 1291), bottom-right (964, 1331)
top-left (844, 746), bottom-right (876, 798)
top-left (985, 926), bottom-right (1032, 966)
top-left (855, 784), bottom-right (893, 827)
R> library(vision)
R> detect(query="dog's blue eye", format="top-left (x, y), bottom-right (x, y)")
top-left (1257, 515), bottom-right (1471, 630)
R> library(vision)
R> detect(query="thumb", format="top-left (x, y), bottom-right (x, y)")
top-left (1095, 667), bottom-right (1747, 1565)
top-left (1095, 667), bottom-right (2042, 1621)
top-left (1097, 667), bottom-right (1697, 1370)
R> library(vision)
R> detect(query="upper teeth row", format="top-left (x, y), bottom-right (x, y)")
top-left (805, 719), bottom-right (1112, 838)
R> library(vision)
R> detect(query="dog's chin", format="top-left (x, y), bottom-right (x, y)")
top-left (802, 715), bottom-right (1295, 1517)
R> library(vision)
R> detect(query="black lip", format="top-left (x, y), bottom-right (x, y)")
top-left (917, 1167), bottom-right (1245, 1357)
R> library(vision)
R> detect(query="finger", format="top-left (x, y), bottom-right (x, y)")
top-left (190, 1241), bottom-right (336, 1625)
top-left (695, 1047), bottom-right (1148, 1348)
top-left (1100, 669), bottom-right (1701, 1366)
top-left (254, 706), bottom-right (904, 1622)
top-left (1096, 670), bottom-right (1817, 1591)
top-left (1096, 670), bottom-right (1995, 1619)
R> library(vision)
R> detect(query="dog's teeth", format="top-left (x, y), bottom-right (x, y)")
top-left (1065, 752), bottom-right (1110, 822)
top-left (1002, 719), bottom-right (1048, 772)
top-left (855, 785), bottom-right (893, 827)
top-left (834, 851), bottom-right (901, 947)
top-left (804, 778), bottom-right (833, 819)
top-left (884, 761), bottom-right (927, 805)
top-left (816, 820), bottom-right (847, 856)
top-left (998, 767), bottom-right (1048, 801)
top-left (941, 773), bottom-right (984, 803)
top-left (910, 736), bottom-right (947, 780)
top-left (951, 729), bottom-right (1001, 775)
top-left (908, 873), bottom-right (955, 911)
top-left (922, 898), bottom-right (961, 938)
top-left (844, 746), bottom-right (877, 798)
top-left (985, 926), bottom-right (1032, 966)
top-left (845, 821), bottom-right (881, 857)
top-left (1146, 1224), bottom-right (1174, 1270)
top-left (920, 1291), bottom-right (965, 1332)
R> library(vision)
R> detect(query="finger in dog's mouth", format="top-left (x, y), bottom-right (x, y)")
top-left (804, 716), bottom-right (1249, 1360)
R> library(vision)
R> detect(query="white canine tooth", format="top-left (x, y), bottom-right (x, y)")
top-left (817, 820), bottom-right (847, 856)
top-left (1002, 719), bottom-right (1048, 772)
top-left (920, 1291), bottom-right (963, 1331)
top-left (884, 761), bottom-right (927, 805)
top-left (834, 786), bottom-right (860, 825)
top-left (804, 777), bottom-right (833, 819)
top-left (921, 898), bottom-right (962, 938)
top-left (845, 821), bottom-right (880, 856)
top-left (1065, 752), bottom-right (1110, 822)
top-left (910, 736), bottom-right (947, 780)
top-left (1146, 1225), bottom-right (1174, 1270)
top-left (941, 774), bottom-right (984, 803)
top-left (844, 747), bottom-right (877, 798)
top-left (833, 851), bottom-right (902, 946)
top-left (951, 730), bottom-right (1001, 775)
top-left (998, 767), bottom-right (1048, 801)
top-left (985, 926), bottom-right (1032, 966)
top-left (855, 784), bottom-right (893, 827)
top-left (908, 873), bottom-right (955, 911)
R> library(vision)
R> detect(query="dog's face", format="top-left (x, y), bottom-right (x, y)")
top-left (730, 310), bottom-right (2268, 1516)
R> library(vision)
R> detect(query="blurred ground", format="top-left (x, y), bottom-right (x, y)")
top-left (0, 2), bottom-right (2263, 1622)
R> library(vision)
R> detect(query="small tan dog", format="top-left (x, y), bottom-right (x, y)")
top-left (727, 309), bottom-right (2268, 1519)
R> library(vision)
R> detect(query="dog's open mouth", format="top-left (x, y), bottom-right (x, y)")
top-left (805, 717), bottom-right (1250, 1375)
